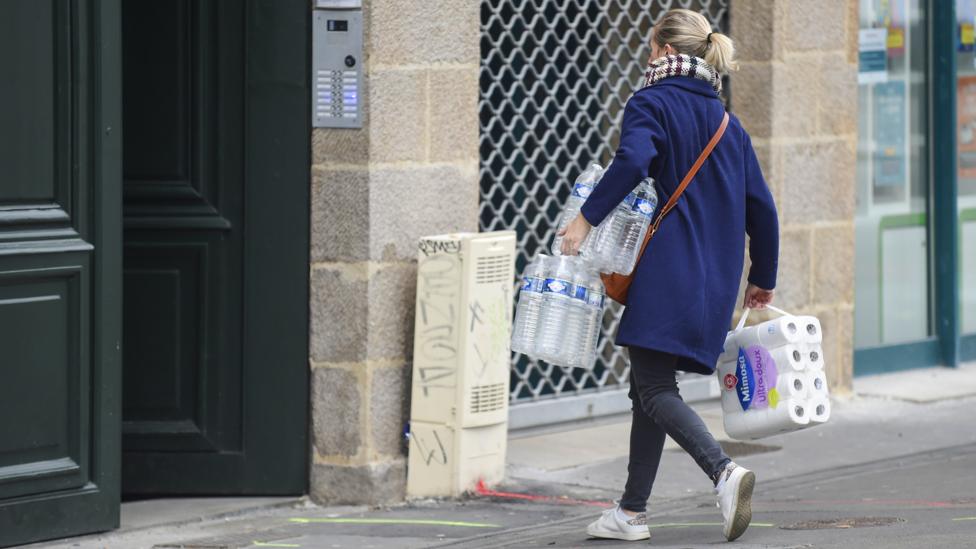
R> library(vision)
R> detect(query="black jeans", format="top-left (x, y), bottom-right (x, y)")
top-left (619, 346), bottom-right (731, 513)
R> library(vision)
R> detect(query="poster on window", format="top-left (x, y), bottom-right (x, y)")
top-left (859, 28), bottom-right (889, 84)
top-left (872, 81), bottom-right (906, 188)
top-left (883, 0), bottom-right (906, 57)
top-left (959, 0), bottom-right (975, 52)
top-left (958, 76), bottom-right (976, 179)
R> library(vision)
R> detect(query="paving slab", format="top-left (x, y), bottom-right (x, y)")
top-left (854, 362), bottom-right (976, 402)
top-left (120, 497), bottom-right (300, 530)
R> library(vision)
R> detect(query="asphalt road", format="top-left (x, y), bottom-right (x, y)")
top-left (434, 442), bottom-right (976, 548)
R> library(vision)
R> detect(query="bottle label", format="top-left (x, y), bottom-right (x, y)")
top-left (588, 291), bottom-right (605, 308)
top-left (571, 182), bottom-right (594, 199)
top-left (632, 197), bottom-right (657, 218)
top-left (621, 192), bottom-right (637, 207)
top-left (573, 285), bottom-right (589, 301)
top-left (542, 278), bottom-right (573, 297)
top-left (521, 276), bottom-right (543, 293)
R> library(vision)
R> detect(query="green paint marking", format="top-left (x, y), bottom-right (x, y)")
top-left (952, 516), bottom-right (976, 521)
top-left (649, 522), bottom-right (775, 529)
top-left (288, 517), bottom-right (500, 528)
top-left (252, 543), bottom-right (301, 548)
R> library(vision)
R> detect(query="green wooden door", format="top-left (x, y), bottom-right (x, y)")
top-left (120, 0), bottom-right (309, 494)
top-left (0, 0), bottom-right (122, 546)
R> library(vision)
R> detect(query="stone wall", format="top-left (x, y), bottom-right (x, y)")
top-left (308, 0), bottom-right (481, 504)
top-left (730, 0), bottom-right (859, 392)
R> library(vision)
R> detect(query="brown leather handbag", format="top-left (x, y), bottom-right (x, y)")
top-left (601, 112), bottom-right (729, 304)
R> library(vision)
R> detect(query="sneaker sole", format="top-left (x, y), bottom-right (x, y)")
top-left (726, 470), bottom-right (755, 542)
top-left (586, 523), bottom-right (650, 541)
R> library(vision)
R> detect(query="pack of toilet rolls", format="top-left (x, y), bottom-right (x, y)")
top-left (716, 305), bottom-right (830, 440)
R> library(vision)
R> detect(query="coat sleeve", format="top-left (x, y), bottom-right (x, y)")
top-left (579, 93), bottom-right (665, 227)
top-left (743, 133), bottom-right (779, 290)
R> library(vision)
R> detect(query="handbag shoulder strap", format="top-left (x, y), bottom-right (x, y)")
top-left (636, 111), bottom-right (729, 258)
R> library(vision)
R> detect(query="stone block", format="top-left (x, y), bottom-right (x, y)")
top-left (818, 52), bottom-right (858, 136)
top-left (771, 228), bottom-right (811, 309)
top-left (312, 127), bottom-right (370, 166)
top-left (780, 0), bottom-right (848, 53)
top-left (750, 140), bottom-right (781, 206)
top-left (813, 224), bottom-right (855, 305)
top-left (310, 459), bottom-right (407, 505)
top-left (832, 306), bottom-right (854, 393)
top-left (369, 362), bottom-right (411, 458)
top-left (311, 168), bottom-right (370, 263)
top-left (429, 68), bottom-right (480, 162)
top-left (846, 0), bottom-right (859, 64)
top-left (310, 265), bottom-right (368, 362)
top-left (772, 55), bottom-right (824, 138)
top-left (368, 69), bottom-right (427, 163)
top-left (729, 0), bottom-right (776, 62)
top-left (816, 306), bottom-right (853, 394)
top-left (369, 0), bottom-right (479, 66)
top-left (731, 62), bottom-right (774, 139)
top-left (777, 140), bottom-right (856, 224)
top-left (311, 366), bottom-right (362, 457)
top-left (367, 262), bottom-right (418, 360)
top-left (368, 164), bottom-right (479, 261)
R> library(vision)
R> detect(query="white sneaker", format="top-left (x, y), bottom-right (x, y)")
top-left (715, 462), bottom-right (755, 541)
top-left (585, 506), bottom-right (650, 541)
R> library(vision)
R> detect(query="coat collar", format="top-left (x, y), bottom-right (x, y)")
top-left (642, 76), bottom-right (720, 99)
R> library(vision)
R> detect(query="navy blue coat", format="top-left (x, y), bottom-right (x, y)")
top-left (580, 76), bottom-right (779, 375)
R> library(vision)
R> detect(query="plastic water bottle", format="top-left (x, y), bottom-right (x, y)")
top-left (537, 256), bottom-right (585, 365)
top-left (609, 178), bottom-right (658, 275)
top-left (552, 164), bottom-right (604, 256)
top-left (511, 255), bottom-right (548, 356)
top-left (566, 268), bottom-right (605, 369)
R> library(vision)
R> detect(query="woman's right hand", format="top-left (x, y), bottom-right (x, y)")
top-left (743, 283), bottom-right (774, 309)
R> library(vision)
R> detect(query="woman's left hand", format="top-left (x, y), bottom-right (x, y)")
top-left (557, 214), bottom-right (592, 255)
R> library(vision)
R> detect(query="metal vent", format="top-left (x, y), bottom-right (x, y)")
top-left (479, 0), bottom-right (729, 408)
top-left (470, 383), bottom-right (508, 414)
top-left (475, 254), bottom-right (513, 284)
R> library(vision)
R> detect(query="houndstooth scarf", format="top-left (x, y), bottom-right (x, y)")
top-left (642, 54), bottom-right (722, 93)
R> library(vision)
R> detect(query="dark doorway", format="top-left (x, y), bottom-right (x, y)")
top-left (120, 0), bottom-right (310, 495)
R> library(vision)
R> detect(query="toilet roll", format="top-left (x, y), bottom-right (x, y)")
top-left (717, 359), bottom-right (744, 414)
top-left (797, 315), bottom-right (823, 344)
top-left (776, 371), bottom-right (807, 400)
top-left (768, 344), bottom-right (806, 373)
top-left (723, 398), bottom-right (810, 440)
top-left (736, 316), bottom-right (802, 348)
top-left (804, 344), bottom-right (824, 371)
top-left (807, 370), bottom-right (829, 395)
top-left (718, 332), bottom-right (738, 363)
top-left (808, 396), bottom-right (831, 424)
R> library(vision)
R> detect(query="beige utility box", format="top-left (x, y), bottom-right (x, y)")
top-left (406, 231), bottom-right (516, 498)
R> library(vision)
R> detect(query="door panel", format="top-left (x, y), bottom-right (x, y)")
top-left (0, 259), bottom-right (89, 500)
top-left (121, 0), bottom-right (307, 495)
top-left (0, 0), bottom-right (122, 546)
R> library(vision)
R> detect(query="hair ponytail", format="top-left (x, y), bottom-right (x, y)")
top-left (703, 32), bottom-right (738, 74)
top-left (653, 9), bottom-right (738, 74)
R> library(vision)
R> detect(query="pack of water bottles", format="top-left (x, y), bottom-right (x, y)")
top-left (550, 163), bottom-right (659, 276)
top-left (510, 254), bottom-right (605, 369)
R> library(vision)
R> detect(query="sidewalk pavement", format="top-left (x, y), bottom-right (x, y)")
top-left (25, 364), bottom-right (976, 549)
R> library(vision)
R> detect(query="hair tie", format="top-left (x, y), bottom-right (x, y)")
top-left (707, 32), bottom-right (714, 43)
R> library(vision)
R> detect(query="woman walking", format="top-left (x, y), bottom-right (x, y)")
top-left (557, 9), bottom-right (779, 543)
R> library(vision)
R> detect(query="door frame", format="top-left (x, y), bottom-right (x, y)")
top-left (236, 0), bottom-right (310, 493)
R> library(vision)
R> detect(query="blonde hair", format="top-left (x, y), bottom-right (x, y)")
top-left (653, 9), bottom-right (738, 74)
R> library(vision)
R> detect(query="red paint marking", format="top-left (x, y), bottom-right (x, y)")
top-left (474, 479), bottom-right (612, 508)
